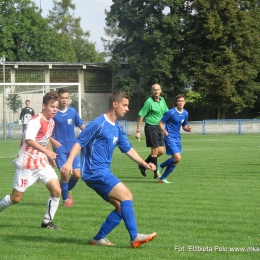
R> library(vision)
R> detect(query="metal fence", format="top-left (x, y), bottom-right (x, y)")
top-left (1, 119), bottom-right (260, 140)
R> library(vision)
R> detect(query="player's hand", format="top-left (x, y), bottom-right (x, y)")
top-left (145, 163), bottom-right (156, 171)
top-left (163, 130), bottom-right (168, 136)
top-left (135, 131), bottom-right (141, 141)
top-left (52, 140), bottom-right (62, 149)
top-left (46, 150), bottom-right (57, 161)
top-left (48, 158), bottom-right (57, 167)
top-left (185, 125), bottom-right (192, 132)
top-left (60, 162), bottom-right (73, 175)
top-left (18, 120), bottom-right (22, 126)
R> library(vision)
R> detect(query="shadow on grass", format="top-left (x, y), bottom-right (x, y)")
top-left (2, 233), bottom-right (134, 249)
top-left (2, 233), bottom-right (87, 245)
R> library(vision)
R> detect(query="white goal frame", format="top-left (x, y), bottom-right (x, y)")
top-left (0, 82), bottom-right (81, 116)
top-left (0, 83), bottom-right (81, 141)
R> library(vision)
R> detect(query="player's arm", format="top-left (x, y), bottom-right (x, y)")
top-left (158, 121), bottom-right (168, 136)
top-left (46, 140), bottom-right (57, 167)
top-left (25, 139), bottom-right (57, 161)
top-left (135, 116), bottom-right (143, 141)
top-left (60, 142), bottom-right (81, 175)
top-left (19, 109), bottom-right (24, 126)
top-left (126, 148), bottom-right (156, 171)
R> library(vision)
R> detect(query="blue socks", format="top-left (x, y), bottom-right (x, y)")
top-left (93, 200), bottom-right (138, 241)
top-left (94, 210), bottom-right (122, 240)
top-left (60, 177), bottom-right (78, 200)
top-left (160, 158), bottom-right (175, 179)
top-left (60, 182), bottom-right (68, 200)
top-left (160, 158), bottom-right (174, 168)
top-left (121, 200), bottom-right (138, 241)
top-left (161, 164), bottom-right (175, 179)
top-left (68, 177), bottom-right (78, 191)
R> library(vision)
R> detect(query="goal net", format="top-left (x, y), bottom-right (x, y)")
top-left (0, 83), bottom-right (81, 139)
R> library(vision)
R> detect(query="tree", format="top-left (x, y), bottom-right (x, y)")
top-left (106, 0), bottom-right (260, 119)
top-left (105, 0), bottom-right (188, 94)
top-left (6, 92), bottom-right (22, 122)
top-left (0, 0), bottom-right (76, 61)
top-left (182, 0), bottom-right (260, 118)
top-left (48, 0), bottom-right (105, 62)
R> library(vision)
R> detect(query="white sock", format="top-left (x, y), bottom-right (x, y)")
top-left (0, 195), bottom-right (12, 212)
top-left (43, 196), bottom-right (60, 223)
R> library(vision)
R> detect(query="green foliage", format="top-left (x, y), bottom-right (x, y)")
top-left (182, 0), bottom-right (260, 116)
top-left (5, 92), bottom-right (22, 123)
top-left (0, 0), bottom-right (104, 62)
top-left (6, 92), bottom-right (22, 113)
top-left (185, 90), bottom-right (201, 104)
top-left (48, 0), bottom-right (105, 62)
top-left (106, 0), bottom-right (260, 118)
top-left (0, 0), bottom-right (72, 61)
top-left (113, 74), bottom-right (137, 96)
top-left (106, 0), bottom-right (188, 91)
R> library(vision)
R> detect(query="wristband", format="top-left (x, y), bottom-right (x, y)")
top-left (136, 130), bottom-right (140, 132)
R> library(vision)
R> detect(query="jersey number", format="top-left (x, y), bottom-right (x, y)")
top-left (21, 179), bottom-right (27, 188)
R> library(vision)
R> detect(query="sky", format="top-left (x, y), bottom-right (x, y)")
top-left (33, 0), bottom-right (113, 52)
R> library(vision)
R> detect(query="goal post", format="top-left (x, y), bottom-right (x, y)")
top-left (0, 83), bottom-right (81, 141)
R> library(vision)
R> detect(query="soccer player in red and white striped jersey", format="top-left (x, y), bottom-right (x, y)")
top-left (0, 92), bottom-right (62, 229)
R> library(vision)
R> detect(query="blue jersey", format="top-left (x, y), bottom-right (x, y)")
top-left (76, 114), bottom-right (132, 181)
top-left (52, 106), bottom-right (84, 153)
top-left (161, 107), bottom-right (188, 142)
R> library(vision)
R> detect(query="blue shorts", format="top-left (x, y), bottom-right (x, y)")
top-left (165, 137), bottom-right (182, 155)
top-left (83, 172), bottom-right (121, 202)
top-left (56, 152), bottom-right (81, 170)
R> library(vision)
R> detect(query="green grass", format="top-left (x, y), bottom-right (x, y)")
top-left (0, 135), bottom-right (260, 259)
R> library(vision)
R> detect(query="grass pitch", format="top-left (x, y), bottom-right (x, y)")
top-left (0, 135), bottom-right (260, 260)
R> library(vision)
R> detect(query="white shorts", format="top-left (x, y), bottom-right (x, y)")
top-left (13, 164), bottom-right (58, 192)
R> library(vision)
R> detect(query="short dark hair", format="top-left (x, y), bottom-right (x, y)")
top-left (109, 91), bottom-right (130, 107)
top-left (43, 92), bottom-right (59, 105)
top-left (175, 94), bottom-right (186, 102)
top-left (57, 88), bottom-right (69, 95)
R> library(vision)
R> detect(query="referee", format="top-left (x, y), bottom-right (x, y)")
top-left (135, 84), bottom-right (169, 179)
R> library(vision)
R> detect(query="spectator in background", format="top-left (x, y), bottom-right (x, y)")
top-left (19, 100), bottom-right (35, 132)
top-left (135, 84), bottom-right (169, 179)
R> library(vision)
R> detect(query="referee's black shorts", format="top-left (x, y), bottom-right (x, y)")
top-left (144, 124), bottom-right (165, 148)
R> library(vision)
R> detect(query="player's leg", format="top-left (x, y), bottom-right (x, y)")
top-left (137, 124), bottom-right (153, 177)
top-left (159, 144), bottom-right (182, 183)
top-left (88, 175), bottom-right (123, 245)
top-left (56, 152), bottom-right (73, 206)
top-left (67, 156), bottom-right (81, 203)
top-left (0, 166), bottom-right (36, 212)
top-left (0, 189), bottom-right (24, 212)
top-left (109, 182), bottom-right (157, 248)
top-left (41, 166), bottom-right (61, 229)
top-left (91, 200), bottom-right (122, 246)
top-left (149, 126), bottom-right (165, 179)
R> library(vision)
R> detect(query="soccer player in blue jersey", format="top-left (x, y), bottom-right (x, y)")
top-left (157, 94), bottom-right (192, 184)
top-left (61, 91), bottom-right (157, 248)
top-left (50, 88), bottom-right (85, 206)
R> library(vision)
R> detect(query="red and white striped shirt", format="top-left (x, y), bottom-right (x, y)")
top-left (15, 114), bottom-right (55, 169)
